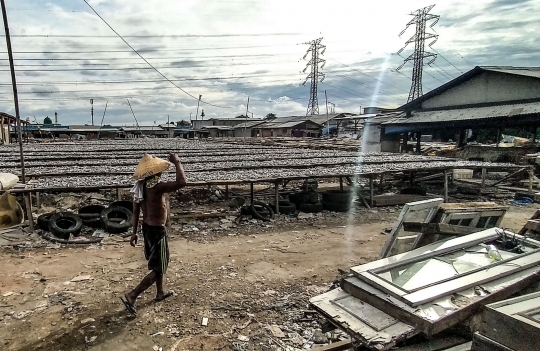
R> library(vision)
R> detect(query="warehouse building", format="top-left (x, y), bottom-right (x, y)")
top-left (384, 66), bottom-right (540, 153)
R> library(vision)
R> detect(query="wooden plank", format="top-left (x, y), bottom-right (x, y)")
top-left (471, 333), bottom-right (514, 351)
top-left (311, 340), bottom-right (352, 351)
top-left (442, 342), bottom-right (472, 351)
top-left (378, 198), bottom-right (444, 259)
top-left (372, 194), bottom-right (431, 207)
top-left (526, 219), bottom-right (540, 233)
top-left (393, 335), bottom-right (469, 351)
top-left (403, 251), bottom-right (540, 307)
top-left (519, 209), bottom-right (540, 235)
top-left (343, 269), bottom-right (540, 337)
top-left (481, 304), bottom-right (540, 351)
top-left (309, 288), bottom-right (417, 351)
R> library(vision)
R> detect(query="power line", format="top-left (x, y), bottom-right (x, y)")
top-left (325, 56), bottom-right (405, 94)
top-left (82, 0), bottom-right (230, 109)
top-left (396, 4), bottom-right (440, 102)
top-left (432, 48), bottom-right (464, 74)
top-left (429, 62), bottom-right (454, 80)
top-left (302, 37), bottom-right (326, 116)
top-left (5, 33), bottom-right (301, 38)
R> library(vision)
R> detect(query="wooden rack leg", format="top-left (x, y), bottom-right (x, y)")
top-left (35, 191), bottom-right (40, 209)
top-left (481, 168), bottom-right (486, 188)
top-left (529, 167), bottom-right (534, 194)
top-left (339, 176), bottom-right (344, 191)
top-left (24, 193), bottom-right (34, 231)
top-left (444, 169), bottom-right (449, 202)
top-left (369, 175), bottom-right (374, 208)
top-left (378, 173), bottom-right (384, 194)
top-left (274, 182), bottom-right (279, 215)
top-left (250, 182), bottom-right (254, 205)
top-left (225, 185), bottom-right (229, 200)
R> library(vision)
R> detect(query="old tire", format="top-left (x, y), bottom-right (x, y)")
top-left (109, 200), bottom-right (133, 213)
top-left (37, 213), bottom-right (53, 232)
top-left (269, 200), bottom-right (297, 215)
top-left (299, 202), bottom-right (324, 213)
top-left (289, 191), bottom-right (319, 205)
top-left (321, 190), bottom-right (355, 203)
top-left (100, 206), bottom-right (132, 234)
top-left (78, 205), bottom-right (106, 228)
top-left (48, 212), bottom-right (83, 239)
top-left (250, 201), bottom-right (274, 221)
top-left (322, 200), bottom-right (353, 212)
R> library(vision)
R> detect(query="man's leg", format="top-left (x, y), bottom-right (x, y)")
top-left (125, 271), bottom-right (158, 306)
top-left (154, 274), bottom-right (174, 302)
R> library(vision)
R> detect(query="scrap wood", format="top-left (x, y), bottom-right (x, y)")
top-left (42, 234), bottom-right (103, 245)
top-left (311, 340), bottom-right (352, 350)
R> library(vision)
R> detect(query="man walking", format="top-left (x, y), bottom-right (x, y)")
top-left (120, 153), bottom-right (187, 315)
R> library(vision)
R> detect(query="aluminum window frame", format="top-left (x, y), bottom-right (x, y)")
top-left (352, 228), bottom-right (540, 307)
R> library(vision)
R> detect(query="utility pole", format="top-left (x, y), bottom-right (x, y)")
top-left (244, 96), bottom-right (250, 139)
top-left (195, 94), bottom-right (202, 123)
top-left (90, 98), bottom-right (94, 125)
top-left (324, 90), bottom-right (329, 137)
top-left (302, 37), bottom-right (326, 116)
top-left (396, 4), bottom-right (439, 102)
top-left (1, 0), bottom-right (25, 182)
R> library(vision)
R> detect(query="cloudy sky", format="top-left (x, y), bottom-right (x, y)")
top-left (0, 0), bottom-right (538, 126)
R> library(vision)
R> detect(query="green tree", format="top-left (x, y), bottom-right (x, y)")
top-left (177, 120), bottom-right (191, 127)
top-left (264, 113), bottom-right (276, 120)
top-left (43, 116), bottom-right (52, 125)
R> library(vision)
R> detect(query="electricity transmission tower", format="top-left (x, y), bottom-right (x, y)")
top-left (302, 37), bottom-right (326, 115)
top-left (396, 4), bottom-right (439, 103)
top-left (328, 102), bottom-right (336, 114)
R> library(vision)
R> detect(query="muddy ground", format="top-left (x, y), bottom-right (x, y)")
top-left (0, 197), bottom-right (536, 351)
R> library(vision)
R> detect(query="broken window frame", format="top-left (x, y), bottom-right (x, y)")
top-left (352, 228), bottom-right (540, 307)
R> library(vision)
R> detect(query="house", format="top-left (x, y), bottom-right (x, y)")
top-left (193, 117), bottom-right (263, 130)
top-left (118, 126), bottom-right (167, 138)
top-left (233, 120), bottom-right (268, 137)
top-left (258, 120), bottom-right (322, 137)
top-left (384, 66), bottom-right (540, 153)
top-left (201, 125), bottom-right (234, 137)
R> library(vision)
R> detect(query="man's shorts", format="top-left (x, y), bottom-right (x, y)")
top-left (142, 223), bottom-right (169, 274)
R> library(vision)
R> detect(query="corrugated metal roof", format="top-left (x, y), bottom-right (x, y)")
top-left (483, 66), bottom-right (540, 80)
top-left (202, 125), bottom-right (234, 130)
top-left (233, 120), bottom-right (267, 129)
top-left (274, 121), bottom-right (307, 128)
top-left (399, 66), bottom-right (540, 111)
top-left (121, 127), bottom-right (164, 132)
top-left (385, 102), bottom-right (540, 125)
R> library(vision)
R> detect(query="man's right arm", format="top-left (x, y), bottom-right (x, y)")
top-left (156, 154), bottom-right (187, 193)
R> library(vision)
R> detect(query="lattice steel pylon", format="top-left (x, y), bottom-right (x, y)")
top-left (396, 5), bottom-right (439, 103)
top-left (302, 37), bottom-right (326, 115)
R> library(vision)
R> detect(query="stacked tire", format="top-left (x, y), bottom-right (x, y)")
top-left (321, 190), bottom-right (356, 212)
top-left (289, 191), bottom-right (323, 213)
top-left (269, 200), bottom-right (296, 215)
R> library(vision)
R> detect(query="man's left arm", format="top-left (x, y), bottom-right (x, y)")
top-left (130, 201), bottom-right (140, 247)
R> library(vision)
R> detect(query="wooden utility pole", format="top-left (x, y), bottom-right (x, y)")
top-left (324, 90), bottom-right (329, 137)
top-left (1, 0), bottom-right (25, 182)
top-left (195, 94), bottom-right (202, 122)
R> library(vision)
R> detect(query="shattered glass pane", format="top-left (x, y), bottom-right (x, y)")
top-left (375, 244), bottom-right (528, 291)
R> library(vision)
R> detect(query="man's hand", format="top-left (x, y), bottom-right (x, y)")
top-left (130, 234), bottom-right (138, 247)
top-left (168, 153), bottom-right (181, 164)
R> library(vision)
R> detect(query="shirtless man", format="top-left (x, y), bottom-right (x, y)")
top-left (121, 153), bottom-right (187, 315)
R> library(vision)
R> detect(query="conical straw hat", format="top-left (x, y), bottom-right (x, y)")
top-left (133, 154), bottom-right (171, 180)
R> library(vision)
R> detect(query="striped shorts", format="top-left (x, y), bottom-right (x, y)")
top-left (142, 223), bottom-right (169, 275)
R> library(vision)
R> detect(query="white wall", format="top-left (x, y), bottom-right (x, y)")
top-left (422, 71), bottom-right (540, 109)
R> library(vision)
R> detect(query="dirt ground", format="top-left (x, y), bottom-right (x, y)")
top-left (0, 203), bottom-right (536, 351)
